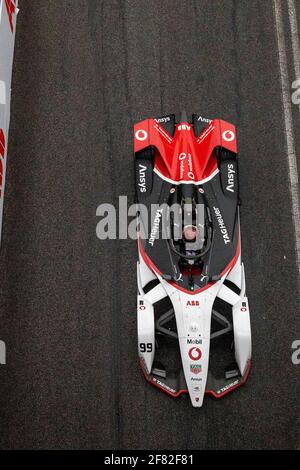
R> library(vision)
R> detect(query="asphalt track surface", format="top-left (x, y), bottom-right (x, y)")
top-left (0, 0), bottom-right (299, 450)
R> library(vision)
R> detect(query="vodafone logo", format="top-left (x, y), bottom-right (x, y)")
top-left (188, 347), bottom-right (202, 361)
top-left (178, 152), bottom-right (194, 180)
top-left (135, 129), bottom-right (148, 141)
top-left (222, 130), bottom-right (235, 142)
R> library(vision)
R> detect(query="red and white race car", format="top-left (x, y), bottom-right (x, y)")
top-left (134, 112), bottom-right (251, 407)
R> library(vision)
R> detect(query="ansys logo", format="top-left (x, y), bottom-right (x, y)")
top-left (0, 340), bottom-right (6, 364)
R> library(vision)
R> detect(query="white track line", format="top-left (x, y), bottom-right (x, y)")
top-left (288, 0), bottom-right (300, 119)
top-left (287, 0), bottom-right (300, 88)
top-left (273, 0), bottom-right (300, 283)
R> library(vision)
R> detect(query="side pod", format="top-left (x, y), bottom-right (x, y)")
top-left (137, 259), bottom-right (156, 374)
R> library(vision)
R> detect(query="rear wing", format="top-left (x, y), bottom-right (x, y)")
top-left (0, 0), bottom-right (18, 243)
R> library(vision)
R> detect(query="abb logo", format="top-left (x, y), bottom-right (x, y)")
top-left (0, 129), bottom-right (5, 197)
top-left (5, 0), bottom-right (17, 33)
top-left (186, 300), bottom-right (200, 306)
top-left (177, 124), bottom-right (191, 131)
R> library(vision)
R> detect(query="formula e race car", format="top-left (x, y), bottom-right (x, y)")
top-left (134, 112), bottom-right (251, 407)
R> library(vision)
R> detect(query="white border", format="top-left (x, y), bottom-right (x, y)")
top-left (153, 167), bottom-right (219, 185)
